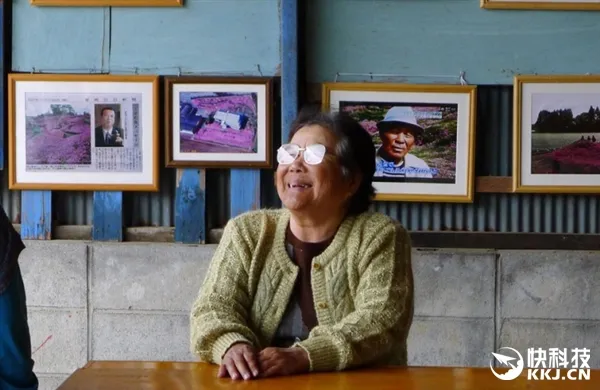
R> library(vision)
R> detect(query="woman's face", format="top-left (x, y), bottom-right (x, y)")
top-left (276, 125), bottom-right (356, 215)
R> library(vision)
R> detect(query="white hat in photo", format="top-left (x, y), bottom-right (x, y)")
top-left (377, 106), bottom-right (425, 135)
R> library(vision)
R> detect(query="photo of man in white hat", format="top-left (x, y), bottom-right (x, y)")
top-left (374, 106), bottom-right (435, 178)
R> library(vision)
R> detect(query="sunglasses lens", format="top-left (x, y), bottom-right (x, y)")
top-left (304, 144), bottom-right (326, 165)
top-left (277, 144), bottom-right (298, 164)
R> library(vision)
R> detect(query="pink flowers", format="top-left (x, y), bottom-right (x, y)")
top-left (359, 120), bottom-right (378, 135)
top-left (26, 113), bottom-right (92, 165)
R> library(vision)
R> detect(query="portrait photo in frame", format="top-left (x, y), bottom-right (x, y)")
top-left (8, 73), bottom-right (159, 191)
top-left (164, 76), bottom-right (273, 168)
top-left (322, 82), bottom-right (477, 203)
top-left (481, 0), bottom-right (600, 11)
top-left (513, 74), bottom-right (600, 193)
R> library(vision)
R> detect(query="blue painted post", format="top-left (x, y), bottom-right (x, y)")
top-left (20, 191), bottom-right (52, 240)
top-left (281, 0), bottom-right (298, 142)
top-left (92, 192), bottom-right (123, 241)
top-left (175, 169), bottom-right (206, 243)
top-left (230, 169), bottom-right (261, 218)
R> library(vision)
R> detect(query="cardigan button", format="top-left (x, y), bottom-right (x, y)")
top-left (313, 263), bottom-right (321, 270)
top-left (318, 302), bottom-right (328, 309)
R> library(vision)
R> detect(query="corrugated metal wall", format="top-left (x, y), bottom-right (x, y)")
top-left (2, 85), bottom-right (599, 234)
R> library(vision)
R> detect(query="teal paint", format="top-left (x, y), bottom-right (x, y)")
top-left (230, 169), bottom-right (261, 218)
top-left (11, 3), bottom-right (105, 71)
top-left (20, 191), bottom-right (52, 240)
top-left (175, 169), bottom-right (205, 243)
top-left (92, 191), bottom-right (123, 241)
top-left (109, 1), bottom-right (279, 74)
top-left (281, 0), bottom-right (298, 142)
top-left (307, 0), bottom-right (600, 85)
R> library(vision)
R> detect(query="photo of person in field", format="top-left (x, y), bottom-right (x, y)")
top-left (341, 102), bottom-right (458, 184)
top-left (530, 93), bottom-right (600, 175)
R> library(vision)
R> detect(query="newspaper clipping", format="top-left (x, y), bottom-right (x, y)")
top-left (24, 92), bottom-right (143, 173)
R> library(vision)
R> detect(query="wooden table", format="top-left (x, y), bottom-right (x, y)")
top-left (57, 361), bottom-right (599, 389)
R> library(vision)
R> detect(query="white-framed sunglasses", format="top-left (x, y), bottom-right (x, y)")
top-left (277, 143), bottom-right (327, 165)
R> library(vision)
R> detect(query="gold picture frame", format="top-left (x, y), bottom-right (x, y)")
top-left (481, 0), bottom-right (600, 10)
top-left (164, 76), bottom-right (274, 169)
top-left (513, 74), bottom-right (600, 193)
top-left (322, 82), bottom-right (477, 203)
top-left (30, 0), bottom-right (182, 6)
top-left (8, 73), bottom-right (160, 191)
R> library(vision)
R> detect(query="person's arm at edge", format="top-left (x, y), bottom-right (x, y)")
top-left (190, 218), bottom-right (260, 365)
top-left (0, 208), bottom-right (38, 389)
top-left (293, 221), bottom-right (414, 372)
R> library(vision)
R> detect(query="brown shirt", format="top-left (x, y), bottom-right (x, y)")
top-left (270, 225), bottom-right (334, 347)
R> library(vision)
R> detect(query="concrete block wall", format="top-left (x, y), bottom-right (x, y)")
top-left (18, 241), bottom-right (600, 389)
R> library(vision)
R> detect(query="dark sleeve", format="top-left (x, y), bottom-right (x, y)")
top-left (0, 207), bottom-right (24, 295)
top-left (0, 207), bottom-right (38, 389)
top-left (0, 265), bottom-right (39, 390)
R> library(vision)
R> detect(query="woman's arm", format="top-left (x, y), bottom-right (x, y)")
top-left (293, 221), bottom-right (414, 372)
top-left (190, 218), bottom-right (260, 365)
top-left (0, 266), bottom-right (39, 390)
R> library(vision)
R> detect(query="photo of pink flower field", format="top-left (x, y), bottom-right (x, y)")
top-left (25, 103), bottom-right (92, 165)
top-left (530, 93), bottom-right (600, 174)
top-left (341, 102), bottom-right (458, 180)
top-left (179, 92), bottom-right (258, 154)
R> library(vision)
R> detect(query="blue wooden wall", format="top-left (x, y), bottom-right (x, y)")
top-left (4, 0), bottom-right (600, 240)
top-left (7, 0), bottom-right (281, 243)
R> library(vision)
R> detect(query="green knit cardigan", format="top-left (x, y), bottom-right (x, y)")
top-left (190, 208), bottom-right (414, 372)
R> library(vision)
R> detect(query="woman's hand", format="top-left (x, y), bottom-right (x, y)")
top-left (258, 347), bottom-right (310, 378)
top-left (218, 342), bottom-right (260, 380)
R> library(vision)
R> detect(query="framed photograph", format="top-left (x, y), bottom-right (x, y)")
top-left (513, 75), bottom-right (600, 193)
top-left (164, 76), bottom-right (273, 168)
top-left (323, 82), bottom-right (477, 203)
top-left (481, 0), bottom-right (600, 10)
top-left (30, 0), bottom-right (183, 7)
top-left (8, 73), bottom-right (159, 191)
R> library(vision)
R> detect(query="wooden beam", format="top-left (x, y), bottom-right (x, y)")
top-left (281, 0), bottom-right (299, 142)
top-left (475, 176), bottom-right (513, 193)
top-left (16, 224), bottom-right (600, 251)
top-left (92, 191), bottom-right (123, 241)
top-left (174, 169), bottom-right (206, 244)
top-left (409, 231), bottom-right (600, 251)
top-left (20, 191), bottom-right (52, 240)
top-left (230, 169), bottom-right (261, 218)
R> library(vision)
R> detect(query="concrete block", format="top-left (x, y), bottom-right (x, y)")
top-left (408, 316), bottom-right (494, 367)
top-left (90, 243), bottom-right (215, 312)
top-left (413, 250), bottom-right (495, 318)
top-left (500, 251), bottom-right (600, 320)
top-left (37, 375), bottom-right (68, 390)
top-left (20, 241), bottom-right (88, 308)
top-left (499, 319), bottom-right (600, 369)
top-left (91, 311), bottom-right (196, 362)
top-left (28, 308), bottom-right (87, 374)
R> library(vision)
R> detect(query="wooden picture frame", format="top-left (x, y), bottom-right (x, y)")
top-left (513, 74), bottom-right (600, 193)
top-left (481, 0), bottom-right (600, 10)
top-left (323, 82), bottom-right (477, 203)
top-left (164, 76), bottom-right (273, 168)
top-left (8, 73), bottom-right (160, 191)
top-left (30, 0), bottom-right (183, 7)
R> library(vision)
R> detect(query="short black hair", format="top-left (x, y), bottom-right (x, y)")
top-left (100, 107), bottom-right (115, 116)
top-left (288, 108), bottom-right (376, 215)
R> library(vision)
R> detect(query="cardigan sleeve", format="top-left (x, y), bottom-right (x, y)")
top-left (189, 218), bottom-right (260, 364)
top-left (293, 221), bottom-right (414, 372)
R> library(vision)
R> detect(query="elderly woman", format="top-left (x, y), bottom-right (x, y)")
top-left (190, 110), bottom-right (414, 380)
